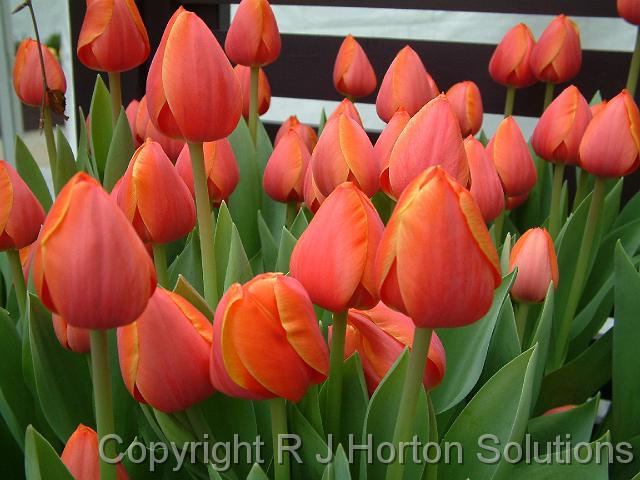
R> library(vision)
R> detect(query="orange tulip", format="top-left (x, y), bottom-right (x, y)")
top-left (530, 15), bottom-right (581, 84)
top-left (0, 161), bottom-right (45, 251)
top-left (376, 109), bottom-right (410, 197)
top-left (125, 99), bottom-right (141, 147)
top-left (13, 38), bottom-right (66, 107)
top-left (327, 98), bottom-right (364, 126)
top-left (489, 23), bottom-right (536, 88)
top-left (135, 96), bottom-right (185, 161)
top-left (333, 34), bottom-right (377, 99)
top-left (225, 0), bottom-right (281, 67)
top-left (62, 424), bottom-right (129, 480)
top-left (385, 95), bottom-right (469, 199)
top-left (147, 8), bottom-right (241, 142)
top-left (344, 302), bottom-right (446, 395)
top-left (509, 228), bottom-right (559, 303)
top-left (310, 114), bottom-right (378, 197)
top-left (464, 136), bottom-right (505, 223)
top-left (176, 140), bottom-right (239, 207)
top-left (33, 173), bottom-right (156, 329)
top-left (487, 116), bottom-right (537, 196)
top-left (114, 140), bottom-right (196, 244)
top-left (618, 0), bottom-right (640, 25)
top-left (531, 85), bottom-right (592, 165)
top-left (275, 116), bottom-right (318, 152)
top-left (375, 166), bottom-right (501, 328)
top-left (578, 90), bottom-right (640, 178)
top-left (376, 45), bottom-right (438, 122)
top-left (446, 80), bottom-right (483, 137)
top-left (53, 315), bottom-right (90, 354)
top-left (118, 288), bottom-right (213, 412)
top-left (290, 182), bottom-right (383, 312)
top-left (209, 273), bottom-right (329, 402)
top-left (77, 0), bottom-right (150, 72)
top-left (235, 64), bottom-right (271, 119)
top-left (263, 129), bottom-right (310, 203)
top-left (590, 99), bottom-right (607, 117)
top-left (302, 167), bottom-right (326, 214)
top-left (506, 192), bottom-right (529, 210)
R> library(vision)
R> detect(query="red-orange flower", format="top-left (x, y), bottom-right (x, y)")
top-left (375, 166), bottom-right (501, 328)
top-left (33, 173), bottom-right (156, 329)
top-left (263, 129), bottom-right (310, 203)
top-left (225, 0), bottom-right (281, 67)
top-left (530, 15), bottom-right (581, 84)
top-left (302, 168), bottom-right (326, 214)
top-left (77, 0), bottom-right (150, 72)
top-left (147, 8), bottom-right (241, 142)
top-left (53, 315), bottom-right (90, 354)
top-left (376, 46), bottom-right (438, 122)
top-left (13, 38), bottom-right (66, 107)
top-left (465, 136), bottom-right (505, 223)
top-left (591, 100), bottom-right (607, 117)
top-left (62, 425), bottom-right (129, 480)
top-left (446, 81), bottom-right (483, 137)
top-left (618, 0), bottom-right (640, 25)
top-left (506, 192), bottom-right (529, 210)
top-left (489, 23), bottom-right (536, 88)
top-left (327, 98), bottom-right (364, 126)
top-left (210, 273), bottom-right (329, 402)
top-left (235, 64), bottom-right (271, 119)
top-left (125, 99), bottom-right (141, 147)
top-left (376, 109), bottom-right (410, 197)
top-left (134, 96), bottom-right (185, 161)
top-left (275, 116), bottom-right (317, 152)
top-left (333, 34), bottom-right (377, 99)
top-left (509, 228), bottom-right (559, 303)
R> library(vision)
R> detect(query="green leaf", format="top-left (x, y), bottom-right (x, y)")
top-left (257, 212), bottom-right (278, 272)
top-left (0, 415), bottom-right (24, 478)
top-left (24, 425), bottom-right (73, 480)
top-left (480, 296), bottom-right (520, 385)
top-left (321, 445), bottom-right (351, 480)
top-left (76, 108), bottom-right (97, 178)
top-left (289, 209), bottom-right (309, 238)
top-left (275, 228), bottom-right (297, 273)
top-left (223, 224), bottom-right (253, 292)
top-left (14, 136), bottom-right (52, 211)
top-left (431, 272), bottom-right (516, 413)
top-left (108, 328), bottom-right (137, 450)
top-left (289, 403), bottom-right (329, 479)
top-left (208, 463), bottom-right (224, 480)
top-left (173, 275), bottom-right (214, 319)
top-left (54, 129), bottom-right (77, 194)
top-left (318, 109), bottom-right (327, 136)
top-left (337, 354), bottom-right (368, 460)
top-left (169, 232), bottom-right (203, 296)
top-left (103, 107), bottom-right (135, 192)
top-left (528, 286), bottom-right (555, 405)
top-left (89, 75), bottom-right (114, 180)
top-left (214, 202), bottom-right (253, 293)
top-left (246, 463), bottom-right (269, 480)
top-left (298, 385), bottom-right (324, 438)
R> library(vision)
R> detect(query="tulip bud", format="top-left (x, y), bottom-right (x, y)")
top-left (487, 116), bottom-right (537, 196)
top-left (125, 100), bottom-right (141, 147)
top-left (33, 173), bottom-right (156, 329)
top-left (275, 116), bottom-right (318, 152)
top-left (376, 45), bottom-right (439, 122)
top-left (291, 182), bottom-right (383, 312)
top-left (234, 64), bottom-right (271, 119)
top-left (376, 109), bottom-right (411, 197)
top-left (333, 34), bottom-right (377, 99)
top-left (135, 96), bottom-right (185, 161)
top-left (62, 424), bottom-right (129, 479)
top-left (590, 99), bottom-right (607, 117)
top-left (375, 166), bottom-right (501, 328)
top-left (509, 228), bottom-right (559, 303)
top-left (114, 140), bottom-right (196, 244)
top-left (118, 288), bottom-right (213, 412)
top-left (506, 192), bottom-right (529, 210)
top-left (464, 136), bottom-right (505, 223)
top-left (147, 8), bottom-right (241, 142)
top-left (225, 0), bottom-right (281, 67)
top-left (543, 405), bottom-right (576, 416)
top-left (310, 114), bottom-right (378, 197)
top-left (489, 23), bottom-right (536, 88)
top-left (446, 81), bottom-right (483, 137)
top-left (345, 302), bottom-right (446, 394)
top-left (263, 130), bottom-right (310, 203)
top-left (530, 15), bottom-right (581, 84)
top-left (531, 85), bottom-right (592, 165)
top-left (0, 161), bottom-right (45, 251)
top-left (385, 95), bottom-right (469, 199)
top-left (578, 90), bottom-right (640, 178)
top-left (210, 273), bottom-right (329, 402)
top-left (13, 38), bottom-right (66, 107)
top-left (618, 0), bottom-right (640, 25)
top-left (53, 315), bottom-right (90, 354)
top-left (176, 140), bottom-right (239, 207)
top-left (328, 98), bottom-right (364, 126)
top-left (303, 167), bottom-right (326, 214)
top-left (77, 0), bottom-right (150, 73)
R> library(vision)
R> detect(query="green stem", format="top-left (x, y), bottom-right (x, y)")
top-left (627, 27), bottom-right (640, 96)
top-left (6, 250), bottom-right (26, 318)
top-left (248, 66), bottom-right (259, 146)
top-left (424, 392), bottom-right (438, 480)
top-left (549, 163), bottom-right (566, 238)
top-left (270, 398), bottom-right (290, 480)
top-left (515, 302), bottom-right (530, 347)
top-left (326, 310), bottom-right (347, 443)
top-left (152, 243), bottom-right (169, 289)
top-left (504, 86), bottom-right (516, 117)
top-left (188, 142), bottom-right (218, 308)
top-left (543, 82), bottom-right (555, 111)
top-left (385, 327), bottom-right (433, 480)
top-left (107, 72), bottom-right (122, 126)
top-left (286, 202), bottom-right (298, 228)
top-left (42, 107), bottom-right (58, 187)
top-left (573, 168), bottom-right (590, 212)
top-left (90, 330), bottom-right (116, 480)
top-left (550, 177), bottom-right (606, 370)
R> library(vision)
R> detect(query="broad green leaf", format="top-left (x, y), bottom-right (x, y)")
top-left (76, 108), bottom-right (97, 178)
top-left (223, 224), bottom-right (253, 291)
top-left (0, 416), bottom-right (23, 478)
top-left (289, 403), bottom-right (329, 479)
top-left (108, 328), bottom-right (137, 450)
top-left (89, 75), bottom-right (114, 180)
top-left (214, 203), bottom-right (234, 294)
top-left (275, 228), bottom-right (297, 273)
top-left (289, 209), bottom-right (309, 238)
top-left (590, 90), bottom-right (602, 105)
top-left (528, 286), bottom-right (555, 405)
top-left (169, 232), bottom-right (203, 296)
top-left (103, 107), bottom-right (135, 192)
top-left (479, 296), bottom-right (520, 385)
top-left (246, 463), bottom-right (269, 480)
top-left (614, 187), bottom-right (640, 228)
top-left (208, 463), bottom-right (224, 480)
top-left (318, 109), bottom-right (327, 135)
top-left (371, 191), bottom-right (394, 224)
top-left (337, 354), bottom-right (368, 467)
top-left (257, 211), bottom-right (278, 272)
top-left (54, 128), bottom-right (77, 194)
top-left (174, 275), bottom-right (214, 319)
top-left (14, 136), bottom-right (52, 211)
top-left (298, 385), bottom-right (324, 437)
top-left (153, 410), bottom-right (196, 446)
top-left (321, 445), bottom-right (351, 480)
top-left (24, 425), bottom-right (73, 480)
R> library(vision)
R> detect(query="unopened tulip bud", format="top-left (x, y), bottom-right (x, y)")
top-left (376, 109), bottom-right (410, 196)
top-left (509, 228), bottom-right (559, 303)
top-left (590, 99), bottom-right (607, 117)
top-left (446, 81), bottom-right (484, 137)
top-left (263, 130), bottom-right (310, 203)
top-left (618, 0), bottom-right (640, 25)
top-left (464, 136), bottom-right (505, 222)
top-left (333, 34), bottom-right (377, 99)
top-left (489, 23), bottom-right (536, 88)
top-left (125, 100), bottom-right (141, 147)
top-left (53, 315), bottom-right (90, 354)
top-left (136, 97), bottom-right (185, 161)
top-left (530, 15), bottom-right (581, 83)
top-left (235, 64), bottom-right (271, 119)
top-left (303, 168), bottom-right (326, 214)
top-left (62, 425), bottom-right (129, 479)
top-left (506, 192), bottom-right (529, 210)
top-left (275, 116), bottom-right (318, 152)
top-left (225, 0), bottom-right (281, 67)
top-left (13, 38), bottom-right (66, 107)
top-left (328, 98), bottom-right (364, 126)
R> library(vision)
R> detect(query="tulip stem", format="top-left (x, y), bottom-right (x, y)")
top-left (573, 168), bottom-right (590, 211)
top-left (627, 27), bottom-right (640, 97)
top-left (385, 327), bottom-right (433, 480)
top-left (107, 72), bottom-right (122, 126)
top-left (504, 86), bottom-right (516, 117)
top-left (543, 82), bottom-right (555, 111)
top-left (43, 106), bottom-right (58, 188)
top-left (550, 177), bottom-right (606, 371)
top-left (248, 66), bottom-right (260, 146)
top-left (549, 163), bottom-right (566, 238)
top-left (326, 310), bottom-right (347, 444)
top-left (6, 250), bottom-right (26, 318)
top-left (152, 243), bottom-right (170, 288)
top-left (516, 302), bottom-right (530, 347)
top-left (270, 398), bottom-right (291, 480)
top-left (189, 142), bottom-right (218, 308)
top-left (90, 329), bottom-right (117, 480)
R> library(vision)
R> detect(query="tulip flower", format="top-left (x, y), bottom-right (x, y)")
top-left (530, 15), bottom-right (581, 84)
top-left (489, 23), bottom-right (536, 88)
top-left (176, 140), bottom-right (240, 207)
top-left (225, 0), bottom-right (281, 67)
top-left (327, 98), bottom-right (364, 126)
top-left (53, 315), bottom-right (90, 354)
top-left (61, 424), bottom-right (129, 480)
top-left (118, 288), bottom-right (214, 412)
top-left (235, 64), bottom-right (271, 119)
top-left (506, 192), bottom-right (529, 210)
top-left (618, 0), bottom-right (640, 25)
top-left (275, 116), bottom-right (318, 152)
top-left (310, 114), bottom-right (378, 197)
top-left (135, 96), bottom-right (185, 161)
top-left (376, 45), bottom-right (438, 122)
top-left (303, 168), bottom-right (326, 214)
top-left (33, 173), bottom-right (156, 329)
top-left (487, 116), bottom-right (537, 197)
top-left (464, 136), bottom-right (505, 223)
top-left (385, 95), bottom-right (469, 199)
top-left (333, 34), bottom-right (377, 99)
top-left (509, 228), bottom-right (559, 303)
top-left (210, 273), bottom-right (329, 401)
top-left (446, 81), bottom-right (484, 137)
top-left (590, 99), bottom-right (607, 117)
top-left (376, 109), bottom-right (411, 196)
top-left (125, 99), bottom-right (141, 147)
top-left (263, 129), bottom-right (310, 203)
